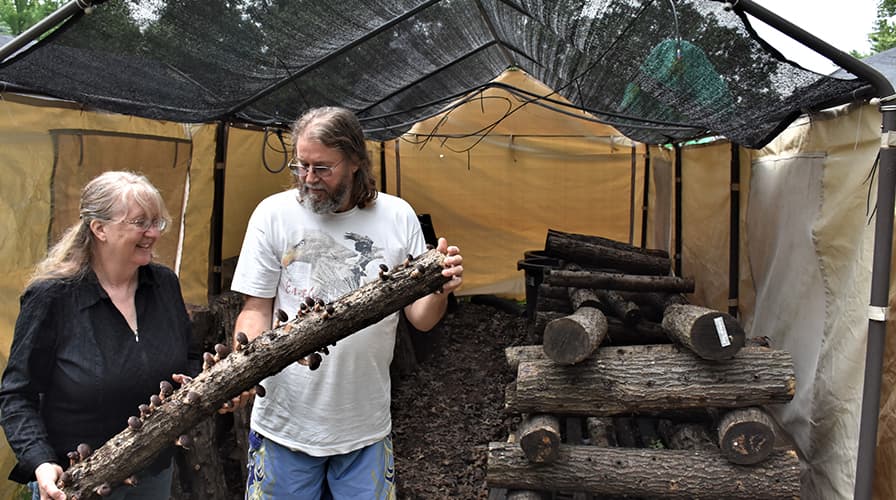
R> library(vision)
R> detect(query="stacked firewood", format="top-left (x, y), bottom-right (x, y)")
top-left (488, 229), bottom-right (801, 500)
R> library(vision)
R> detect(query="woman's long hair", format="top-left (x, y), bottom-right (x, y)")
top-left (291, 107), bottom-right (378, 209)
top-left (27, 171), bottom-right (170, 286)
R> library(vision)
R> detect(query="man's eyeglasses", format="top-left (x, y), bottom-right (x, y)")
top-left (122, 217), bottom-right (168, 232)
top-left (288, 159), bottom-right (342, 179)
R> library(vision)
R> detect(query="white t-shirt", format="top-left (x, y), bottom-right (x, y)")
top-left (230, 189), bottom-right (426, 456)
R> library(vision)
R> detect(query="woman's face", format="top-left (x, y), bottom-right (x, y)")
top-left (98, 198), bottom-right (163, 268)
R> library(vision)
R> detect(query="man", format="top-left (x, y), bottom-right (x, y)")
top-left (229, 106), bottom-right (463, 499)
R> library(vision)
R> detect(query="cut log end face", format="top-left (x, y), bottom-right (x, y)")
top-left (543, 319), bottom-right (592, 365)
top-left (721, 421), bottom-right (774, 465)
top-left (520, 429), bottom-right (560, 463)
top-left (691, 313), bottom-right (746, 361)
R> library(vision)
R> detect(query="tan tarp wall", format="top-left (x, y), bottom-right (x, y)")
top-left (0, 75), bottom-right (893, 499)
top-left (383, 70), bottom-right (646, 297)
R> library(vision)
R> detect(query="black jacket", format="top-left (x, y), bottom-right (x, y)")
top-left (0, 263), bottom-right (198, 483)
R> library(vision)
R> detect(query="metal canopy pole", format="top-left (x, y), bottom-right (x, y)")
top-left (0, 0), bottom-right (92, 63)
top-left (722, 1), bottom-right (896, 498)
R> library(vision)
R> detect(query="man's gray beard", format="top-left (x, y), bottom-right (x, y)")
top-left (298, 183), bottom-right (351, 214)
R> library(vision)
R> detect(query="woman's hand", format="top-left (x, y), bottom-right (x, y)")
top-left (34, 462), bottom-right (65, 500)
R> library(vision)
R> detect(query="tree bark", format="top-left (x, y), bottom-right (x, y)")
top-left (59, 249), bottom-right (452, 500)
top-left (545, 228), bottom-right (670, 259)
top-left (662, 304), bottom-right (745, 361)
top-left (544, 230), bottom-right (671, 275)
top-left (658, 421), bottom-right (718, 452)
top-left (595, 290), bottom-right (641, 325)
top-left (605, 317), bottom-right (668, 345)
top-left (718, 407), bottom-right (776, 465)
top-left (568, 288), bottom-right (601, 310)
top-left (519, 414), bottom-right (562, 464)
top-left (509, 345), bottom-right (795, 415)
top-left (487, 442), bottom-right (801, 499)
top-left (585, 417), bottom-right (615, 447)
top-left (544, 270), bottom-right (695, 293)
top-left (538, 284), bottom-right (571, 300)
top-left (543, 307), bottom-right (607, 365)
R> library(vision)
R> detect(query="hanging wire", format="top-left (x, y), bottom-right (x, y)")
top-left (666, 0), bottom-right (683, 60)
top-left (261, 127), bottom-right (290, 173)
top-left (865, 150), bottom-right (879, 225)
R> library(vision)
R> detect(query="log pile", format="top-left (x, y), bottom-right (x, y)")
top-left (490, 229), bottom-right (800, 499)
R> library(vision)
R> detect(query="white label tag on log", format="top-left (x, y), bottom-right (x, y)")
top-left (713, 317), bottom-right (731, 347)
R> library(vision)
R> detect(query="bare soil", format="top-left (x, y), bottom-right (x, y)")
top-left (391, 299), bottom-right (529, 499)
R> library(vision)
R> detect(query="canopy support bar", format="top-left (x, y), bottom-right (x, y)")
top-left (0, 0), bottom-right (91, 63)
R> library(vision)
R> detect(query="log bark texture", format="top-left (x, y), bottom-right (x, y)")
top-left (59, 250), bottom-right (452, 499)
top-left (543, 307), bottom-right (607, 365)
top-left (487, 442), bottom-right (801, 499)
top-left (662, 304), bottom-right (745, 360)
top-left (544, 270), bottom-right (695, 293)
top-left (509, 344), bottom-right (795, 415)
top-left (546, 228), bottom-right (669, 258)
top-left (568, 288), bottom-right (601, 310)
top-left (519, 414), bottom-right (562, 463)
top-left (544, 230), bottom-right (671, 275)
top-left (585, 417), bottom-right (615, 447)
top-left (605, 317), bottom-right (668, 345)
top-left (718, 407), bottom-right (776, 465)
top-left (596, 290), bottom-right (641, 324)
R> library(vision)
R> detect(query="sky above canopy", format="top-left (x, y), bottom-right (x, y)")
top-left (752, 0), bottom-right (877, 73)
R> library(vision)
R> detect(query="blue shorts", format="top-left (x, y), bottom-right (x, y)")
top-left (245, 429), bottom-right (396, 499)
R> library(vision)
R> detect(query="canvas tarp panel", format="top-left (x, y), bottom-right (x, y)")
top-left (386, 69), bottom-right (644, 297)
top-left (48, 130), bottom-right (191, 269)
top-left (751, 102), bottom-right (882, 498)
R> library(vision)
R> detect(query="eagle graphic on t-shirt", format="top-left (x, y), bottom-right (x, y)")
top-left (280, 230), bottom-right (383, 302)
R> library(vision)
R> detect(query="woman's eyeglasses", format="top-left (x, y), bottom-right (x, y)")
top-left (122, 217), bottom-right (168, 232)
top-left (288, 159), bottom-right (342, 179)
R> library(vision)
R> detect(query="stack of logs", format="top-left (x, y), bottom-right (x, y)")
top-left (487, 229), bottom-right (801, 499)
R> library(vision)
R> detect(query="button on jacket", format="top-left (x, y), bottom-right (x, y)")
top-left (0, 263), bottom-right (198, 483)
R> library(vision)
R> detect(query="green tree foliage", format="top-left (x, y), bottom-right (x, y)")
top-left (870, 0), bottom-right (896, 54)
top-left (0, 0), bottom-right (64, 35)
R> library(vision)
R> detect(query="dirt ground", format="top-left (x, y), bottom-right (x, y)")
top-left (391, 298), bottom-right (529, 499)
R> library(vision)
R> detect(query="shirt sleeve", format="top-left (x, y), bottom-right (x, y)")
top-left (0, 283), bottom-right (63, 482)
top-left (230, 198), bottom-right (282, 298)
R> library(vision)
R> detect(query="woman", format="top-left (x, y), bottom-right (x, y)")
top-left (0, 171), bottom-right (197, 500)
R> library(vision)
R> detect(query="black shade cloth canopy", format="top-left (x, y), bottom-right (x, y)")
top-left (0, 0), bottom-right (869, 147)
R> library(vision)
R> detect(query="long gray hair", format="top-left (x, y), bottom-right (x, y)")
top-left (291, 107), bottom-right (378, 209)
top-left (28, 171), bottom-right (170, 285)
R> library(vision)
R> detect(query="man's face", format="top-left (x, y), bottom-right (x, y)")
top-left (293, 136), bottom-right (357, 213)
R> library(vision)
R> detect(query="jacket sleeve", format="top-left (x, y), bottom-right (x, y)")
top-left (0, 283), bottom-right (62, 483)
